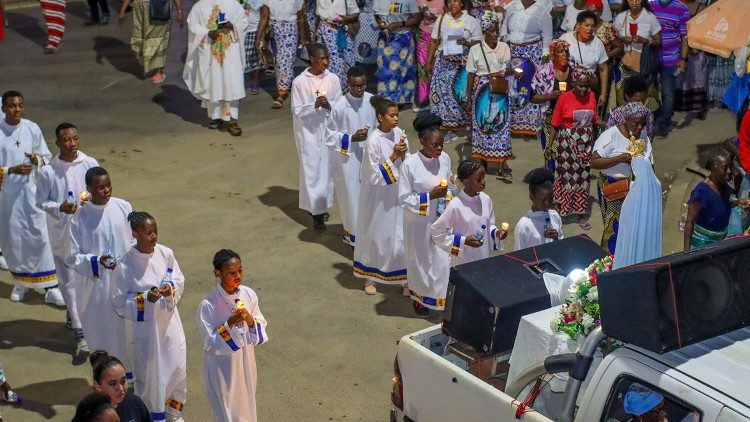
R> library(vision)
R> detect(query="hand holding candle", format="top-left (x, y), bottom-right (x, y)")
top-left (558, 81), bottom-right (567, 92)
top-left (498, 222), bottom-right (510, 241)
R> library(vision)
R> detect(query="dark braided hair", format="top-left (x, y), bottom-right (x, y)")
top-left (456, 159), bottom-right (484, 182)
top-left (89, 350), bottom-right (124, 383)
top-left (127, 211), bottom-right (155, 230)
top-left (523, 167), bottom-right (554, 194)
top-left (85, 166), bottom-right (109, 186)
top-left (213, 249), bottom-right (241, 271)
top-left (72, 392), bottom-right (116, 422)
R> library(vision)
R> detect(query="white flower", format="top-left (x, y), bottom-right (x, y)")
top-left (586, 286), bottom-right (598, 302)
top-left (550, 319), bottom-right (560, 332)
top-left (582, 314), bottom-right (595, 329)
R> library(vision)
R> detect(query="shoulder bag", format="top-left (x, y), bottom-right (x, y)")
top-left (479, 43), bottom-right (508, 95)
top-left (620, 15), bottom-right (659, 76)
top-left (602, 178), bottom-right (630, 201)
top-left (149, 0), bottom-right (172, 21)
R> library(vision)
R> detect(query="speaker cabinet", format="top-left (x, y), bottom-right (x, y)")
top-left (599, 236), bottom-right (750, 353)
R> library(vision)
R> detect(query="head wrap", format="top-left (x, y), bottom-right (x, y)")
top-left (412, 111), bottom-right (443, 133)
top-left (480, 10), bottom-right (501, 31)
top-left (624, 387), bottom-right (664, 417)
top-left (548, 39), bottom-right (570, 56)
top-left (585, 0), bottom-right (604, 10)
top-left (571, 66), bottom-right (594, 82)
top-left (620, 101), bottom-right (651, 120)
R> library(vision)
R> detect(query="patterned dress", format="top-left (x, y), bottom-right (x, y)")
top-left (508, 40), bottom-right (543, 137)
top-left (129, 0), bottom-right (172, 73)
top-left (376, 32), bottom-right (417, 105)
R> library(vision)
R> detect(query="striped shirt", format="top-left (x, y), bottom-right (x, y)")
top-left (649, 0), bottom-right (690, 68)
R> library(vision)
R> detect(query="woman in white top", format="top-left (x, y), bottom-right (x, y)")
top-left (315, 0), bottom-right (360, 92)
top-left (353, 95), bottom-right (410, 295)
top-left (399, 112), bottom-right (453, 315)
top-left (559, 10), bottom-right (609, 107)
top-left (514, 167), bottom-right (563, 249)
top-left (612, 0), bottom-right (661, 106)
top-left (425, 0), bottom-right (482, 130)
top-left (465, 11), bottom-right (514, 178)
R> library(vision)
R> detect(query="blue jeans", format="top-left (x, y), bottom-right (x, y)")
top-left (656, 66), bottom-right (677, 132)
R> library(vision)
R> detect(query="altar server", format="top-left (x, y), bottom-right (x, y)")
top-left (325, 66), bottom-right (376, 245)
top-left (196, 249), bottom-right (269, 422)
top-left (513, 167), bottom-right (563, 249)
top-left (111, 212), bottom-right (187, 422)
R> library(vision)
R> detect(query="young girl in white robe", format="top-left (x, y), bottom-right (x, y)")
top-left (196, 249), bottom-right (269, 422)
top-left (353, 95), bottom-right (411, 295)
top-left (399, 112), bottom-right (453, 315)
top-left (111, 212), bottom-right (187, 422)
top-left (431, 159), bottom-right (508, 267)
top-left (513, 168), bottom-right (564, 250)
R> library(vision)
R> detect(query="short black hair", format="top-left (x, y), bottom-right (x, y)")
top-left (523, 167), bottom-right (554, 194)
top-left (85, 166), bottom-right (109, 186)
top-left (127, 211), bottom-right (155, 230)
top-left (370, 95), bottom-right (397, 116)
top-left (623, 75), bottom-right (649, 98)
top-left (704, 147), bottom-right (731, 171)
top-left (213, 249), bottom-right (241, 271)
top-left (89, 350), bottom-right (124, 383)
top-left (576, 10), bottom-right (598, 24)
top-left (55, 122), bottom-right (78, 138)
top-left (621, 0), bottom-right (652, 13)
top-left (456, 159), bottom-right (483, 181)
top-left (308, 43), bottom-right (328, 58)
top-left (347, 65), bottom-right (366, 79)
top-left (72, 392), bottom-right (116, 422)
top-left (413, 111), bottom-right (443, 140)
top-left (2, 90), bottom-right (23, 107)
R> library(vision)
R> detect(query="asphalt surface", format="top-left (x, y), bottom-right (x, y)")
top-left (0, 3), bottom-right (739, 420)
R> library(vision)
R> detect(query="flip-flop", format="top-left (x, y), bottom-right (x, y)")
top-left (579, 220), bottom-right (592, 230)
top-left (271, 97), bottom-right (285, 109)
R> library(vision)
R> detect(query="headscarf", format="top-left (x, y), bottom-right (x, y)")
top-left (480, 10), bottom-right (501, 31)
top-left (619, 101), bottom-right (651, 120)
top-left (548, 39), bottom-right (570, 56)
top-left (571, 66), bottom-right (594, 82)
top-left (584, 0), bottom-right (603, 10)
top-left (623, 387), bottom-right (664, 417)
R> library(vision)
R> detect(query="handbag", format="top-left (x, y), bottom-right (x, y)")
top-left (620, 17), bottom-right (659, 76)
top-left (602, 178), bottom-right (630, 201)
top-left (479, 43), bottom-right (509, 95)
top-left (149, 0), bottom-right (171, 21)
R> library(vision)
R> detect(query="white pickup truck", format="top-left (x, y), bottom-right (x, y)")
top-left (390, 320), bottom-right (750, 422)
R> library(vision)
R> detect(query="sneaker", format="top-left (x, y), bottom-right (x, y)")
top-left (76, 339), bottom-right (90, 357)
top-left (364, 281), bottom-right (377, 295)
top-left (3, 390), bottom-right (21, 405)
top-left (44, 287), bottom-right (66, 306)
top-left (0, 254), bottom-right (8, 271)
top-left (10, 285), bottom-right (27, 302)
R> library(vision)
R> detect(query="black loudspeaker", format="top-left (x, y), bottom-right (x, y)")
top-left (443, 234), bottom-right (607, 355)
top-left (599, 236), bottom-right (750, 353)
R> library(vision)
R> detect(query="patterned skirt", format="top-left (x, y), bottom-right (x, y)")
top-left (376, 31), bottom-right (416, 105)
top-left (243, 30), bottom-right (261, 73)
top-left (130, 0), bottom-right (171, 73)
top-left (553, 126), bottom-right (594, 216)
top-left (317, 23), bottom-right (355, 92)
top-left (430, 53), bottom-right (470, 129)
top-left (471, 74), bottom-right (512, 163)
top-left (597, 174), bottom-right (626, 254)
top-left (540, 109), bottom-right (555, 170)
top-left (509, 40), bottom-right (543, 137)
top-left (416, 29), bottom-right (432, 106)
top-left (271, 20), bottom-right (298, 96)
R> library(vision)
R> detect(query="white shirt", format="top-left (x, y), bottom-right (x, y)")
top-left (263, 0), bottom-right (304, 21)
top-left (317, 0), bottom-right (359, 21)
top-left (613, 9), bottom-right (661, 54)
top-left (500, 0), bottom-right (553, 48)
top-left (513, 210), bottom-right (563, 250)
top-left (593, 125), bottom-right (653, 179)
top-left (431, 10), bottom-right (482, 51)
top-left (561, 2), bottom-right (613, 31)
top-left (466, 40), bottom-right (511, 75)
top-left (560, 31), bottom-right (608, 71)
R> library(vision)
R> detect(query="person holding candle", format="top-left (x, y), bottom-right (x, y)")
top-left (292, 43), bottom-right (343, 231)
top-left (431, 159), bottom-right (507, 267)
top-left (325, 66), bottom-right (377, 245)
top-left (110, 211), bottom-right (187, 422)
top-left (36, 122), bottom-right (100, 357)
top-left (353, 95), bottom-right (410, 295)
top-left (196, 249), bottom-right (269, 422)
top-left (399, 112), bottom-right (453, 315)
top-left (373, 0), bottom-right (421, 107)
top-left (314, 0), bottom-right (360, 92)
top-left (0, 90), bottom-right (64, 306)
top-left (514, 167), bottom-right (563, 249)
top-left (183, 0), bottom-right (248, 136)
top-left (66, 166), bottom-right (134, 378)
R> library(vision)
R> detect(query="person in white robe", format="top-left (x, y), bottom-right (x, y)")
top-left (111, 212), bottom-right (187, 422)
top-left (292, 43), bottom-right (343, 230)
top-left (0, 90), bottom-right (64, 305)
top-left (183, 0), bottom-right (248, 136)
top-left (399, 112), bottom-right (453, 315)
top-left (431, 159), bottom-right (507, 267)
top-left (66, 166), bottom-right (134, 378)
top-left (513, 167), bottom-right (563, 250)
top-left (353, 95), bottom-right (410, 295)
top-left (36, 122), bottom-right (99, 355)
top-left (196, 249), bottom-right (269, 422)
top-left (324, 66), bottom-right (376, 245)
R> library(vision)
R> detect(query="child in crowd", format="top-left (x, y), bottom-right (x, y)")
top-left (514, 168), bottom-right (563, 249)
top-left (89, 351), bottom-right (151, 422)
top-left (72, 392), bottom-right (119, 422)
top-left (196, 250), bottom-right (269, 422)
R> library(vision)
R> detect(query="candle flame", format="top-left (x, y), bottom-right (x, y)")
top-left (501, 222), bottom-right (510, 231)
top-left (440, 179), bottom-right (448, 187)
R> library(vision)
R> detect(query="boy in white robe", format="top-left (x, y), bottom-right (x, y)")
top-left (0, 90), bottom-right (64, 305)
top-left (514, 167), bottom-right (563, 250)
top-left (325, 65), bottom-right (376, 245)
top-left (111, 212), bottom-right (187, 422)
top-left (183, 0), bottom-right (248, 136)
top-left (292, 43), bottom-right (343, 230)
top-left (36, 122), bottom-right (99, 356)
top-left (66, 166), bottom-right (134, 378)
top-left (196, 249), bottom-right (269, 422)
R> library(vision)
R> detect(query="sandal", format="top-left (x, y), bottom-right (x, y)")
top-left (208, 119), bottom-right (222, 130)
top-left (497, 170), bottom-right (513, 181)
top-left (247, 83), bottom-right (260, 95)
top-left (579, 220), bottom-right (592, 231)
top-left (364, 281), bottom-right (377, 295)
top-left (226, 122), bottom-right (242, 137)
top-left (402, 284), bottom-right (410, 297)
top-left (271, 97), bottom-right (285, 109)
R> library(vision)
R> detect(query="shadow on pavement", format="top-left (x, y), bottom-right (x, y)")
top-left (373, 285), bottom-right (441, 322)
top-left (6, 10), bottom-right (47, 48)
top-left (93, 36), bottom-right (143, 78)
top-left (258, 186), bottom-right (353, 259)
top-left (1, 377), bottom-right (91, 419)
top-left (152, 84), bottom-right (208, 127)
top-left (0, 318), bottom-right (73, 356)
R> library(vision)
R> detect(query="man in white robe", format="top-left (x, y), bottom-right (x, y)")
top-left (183, 0), bottom-right (248, 135)
top-left (66, 166), bottom-right (134, 376)
top-left (292, 43), bottom-right (342, 230)
top-left (36, 122), bottom-right (99, 356)
top-left (324, 66), bottom-right (375, 245)
top-left (0, 90), bottom-right (64, 305)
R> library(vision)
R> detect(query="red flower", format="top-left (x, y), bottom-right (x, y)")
top-left (590, 274), bottom-right (598, 286)
top-left (563, 314), bottom-right (576, 323)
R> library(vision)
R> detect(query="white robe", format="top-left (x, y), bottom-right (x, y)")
top-left (196, 285), bottom-right (269, 422)
top-left (325, 92), bottom-right (376, 243)
top-left (66, 197), bottom-right (134, 372)
top-left (398, 152), bottom-right (453, 309)
top-left (431, 190), bottom-right (502, 267)
top-left (0, 118), bottom-right (57, 288)
top-left (183, 0), bottom-right (248, 104)
top-left (513, 209), bottom-right (564, 250)
top-left (111, 244), bottom-right (187, 422)
top-left (36, 152), bottom-right (99, 328)
top-left (292, 68), bottom-right (343, 215)
top-left (353, 127), bottom-right (410, 284)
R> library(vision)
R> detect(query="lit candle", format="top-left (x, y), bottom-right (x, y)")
top-left (320, 90), bottom-right (327, 97)
top-left (558, 81), bottom-right (567, 92)
top-left (235, 300), bottom-right (246, 310)
top-left (514, 68), bottom-right (523, 76)
top-left (440, 179), bottom-right (448, 187)
top-left (79, 190), bottom-right (90, 202)
top-left (501, 222), bottom-right (509, 232)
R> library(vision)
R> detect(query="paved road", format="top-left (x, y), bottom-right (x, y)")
top-left (0, 4), bottom-right (738, 421)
